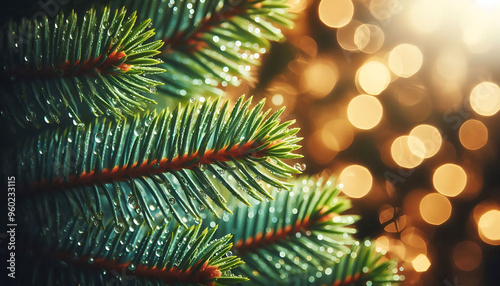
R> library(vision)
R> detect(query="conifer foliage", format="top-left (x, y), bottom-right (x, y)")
top-left (0, 0), bottom-right (400, 285)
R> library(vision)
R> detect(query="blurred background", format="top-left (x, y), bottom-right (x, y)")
top-left (224, 0), bottom-right (500, 284)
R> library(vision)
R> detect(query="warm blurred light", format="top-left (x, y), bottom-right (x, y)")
top-left (453, 241), bottom-right (482, 271)
top-left (318, 0), bottom-right (354, 28)
top-left (347, 95), bottom-right (383, 130)
top-left (409, 124), bottom-right (442, 158)
top-left (478, 210), bottom-right (500, 242)
top-left (307, 130), bottom-right (338, 165)
top-left (354, 24), bottom-right (385, 53)
top-left (412, 254), bottom-right (431, 272)
top-left (420, 193), bottom-right (452, 225)
top-left (433, 164), bottom-right (467, 197)
top-left (409, 0), bottom-right (444, 33)
top-left (271, 94), bottom-right (284, 106)
top-left (379, 205), bottom-right (407, 233)
top-left (388, 44), bottom-right (423, 78)
top-left (337, 20), bottom-right (362, 51)
top-left (369, 0), bottom-right (402, 21)
top-left (391, 136), bottom-right (424, 168)
top-left (394, 83), bottom-right (433, 122)
top-left (470, 82), bottom-right (500, 116)
top-left (297, 36), bottom-right (318, 57)
top-left (375, 236), bottom-right (390, 252)
top-left (338, 165), bottom-right (373, 198)
top-left (473, 0), bottom-right (500, 8)
top-left (461, 2), bottom-right (495, 54)
top-left (356, 61), bottom-right (390, 95)
top-left (287, 0), bottom-right (308, 13)
top-left (459, 119), bottom-right (488, 150)
top-left (434, 49), bottom-right (468, 86)
top-left (401, 228), bottom-right (428, 261)
top-left (301, 60), bottom-right (338, 98)
top-left (321, 119), bottom-right (354, 151)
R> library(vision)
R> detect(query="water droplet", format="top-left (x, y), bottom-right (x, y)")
top-left (114, 222), bottom-right (125, 233)
top-left (294, 163), bottom-right (306, 172)
top-left (88, 258), bottom-right (94, 264)
top-left (133, 212), bottom-right (144, 224)
top-left (134, 125), bottom-right (144, 136)
top-left (189, 97), bottom-right (195, 103)
top-left (152, 163), bottom-right (160, 169)
top-left (169, 197), bottom-right (176, 205)
top-left (199, 164), bottom-right (206, 171)
top-left (77, 123), bottom-right (85, 131)
top-left (95, 133), bottom-right (103, 143)
top-left (96, 211), bottom-right (104, 220)
top-left (149, 86), bottom-right (157, 93)
top-left (198, 205), bottom-right (205, 211)
top-left (128, 264), bottom-right (136, 271)
top-left (128, 195), bottom-right (139, 209)
top-left (125, 245), bottom-right (133, 252)
top-left (149, 203), bottom-right (156, 211)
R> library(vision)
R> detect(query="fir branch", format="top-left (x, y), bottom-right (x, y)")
top-left (309, 241), bottom-right (400, 286)
top-left (201, 176), bottom-right (358, 283)
top-left (10, 96), bottom-right (302, 229)
top-left (19, 216), bottom-right (247, 285)
top-left (113, 0), bottom-right (293, 99)
top-left (0, 7), bottom-right (164, 128)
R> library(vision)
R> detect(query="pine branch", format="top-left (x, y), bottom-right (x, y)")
top-left (200, 176), bottom-right (359, 283)
top-left (0, 7), bottom-right (164, 128)
top-left (113, 0), bottom-right (293, 99)
top-left (19, 216), bottom-right (247, 285)
top-left (309, 241), bottom-right (400, 286)
top-left (9, 96), bottom-right (302, 230)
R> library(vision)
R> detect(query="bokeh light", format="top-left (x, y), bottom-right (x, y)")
top-left (408, 0), bottom-right (444, 33)
top-left (271, 94), bottom-right (284, 106)
top-left (412, 254), bottom-right (431, 272)
top-left (478, 210), bottom-right (500, 243)
top-left (354, 24), bottom-right (385, 53)
top-left (459, 119), bottom-right (488, 150)
top-left (318, 0), bottom-right (354, 28)
top-left (252, 0), bottom-right (500, 282)
top-left (321, 119), bottom-right (354, 151)
top-left (452, 241), bottom-right (482, 271)
top-left (356, 61), bottom-right (391, 95)
top-left (419, 193), bottom-right (452, 225)
top-left (301, 60), bottom-right (338, 98)
top-left (391, 136), bottom-right (424, 168)
top-left (470, 82), bottom-right (500, 116)
top-left (338, 165), bottom-right (373, 198)
top-left (337, 20), bottom-right (362, 51)
top-left (409, 124), bottom-right (442, 158)
top-left (347, 94), bottom-right (383, 130)
top-left (433, 164), bottom-right (467, 197)
top-left (388, 44), bottom-right (423, 78)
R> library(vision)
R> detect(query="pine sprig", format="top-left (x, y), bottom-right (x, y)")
top-left (200, 176), bottom-right (359, 284)
top-left (309, 241), bottom-right (400, 286)
top-left (19, 216), bottom-right (247, 285)
top-left (9, 96), bottom-right (301, 229)
top-left (113, 0), bottom-right (293, 99)
top-left (0, 7), bottom-right (164, 128)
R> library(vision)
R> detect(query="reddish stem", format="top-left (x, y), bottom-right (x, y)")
top-left (233, 207), bottom-right (338, 253)
top-left (161, 1), bottom-right (259, 55)
top-left (1, 49), bottom-right (130, 81)
top-left (51, 250), bottom-right (221, 285)
top-left (29, 140), bottom-right (278, 193)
